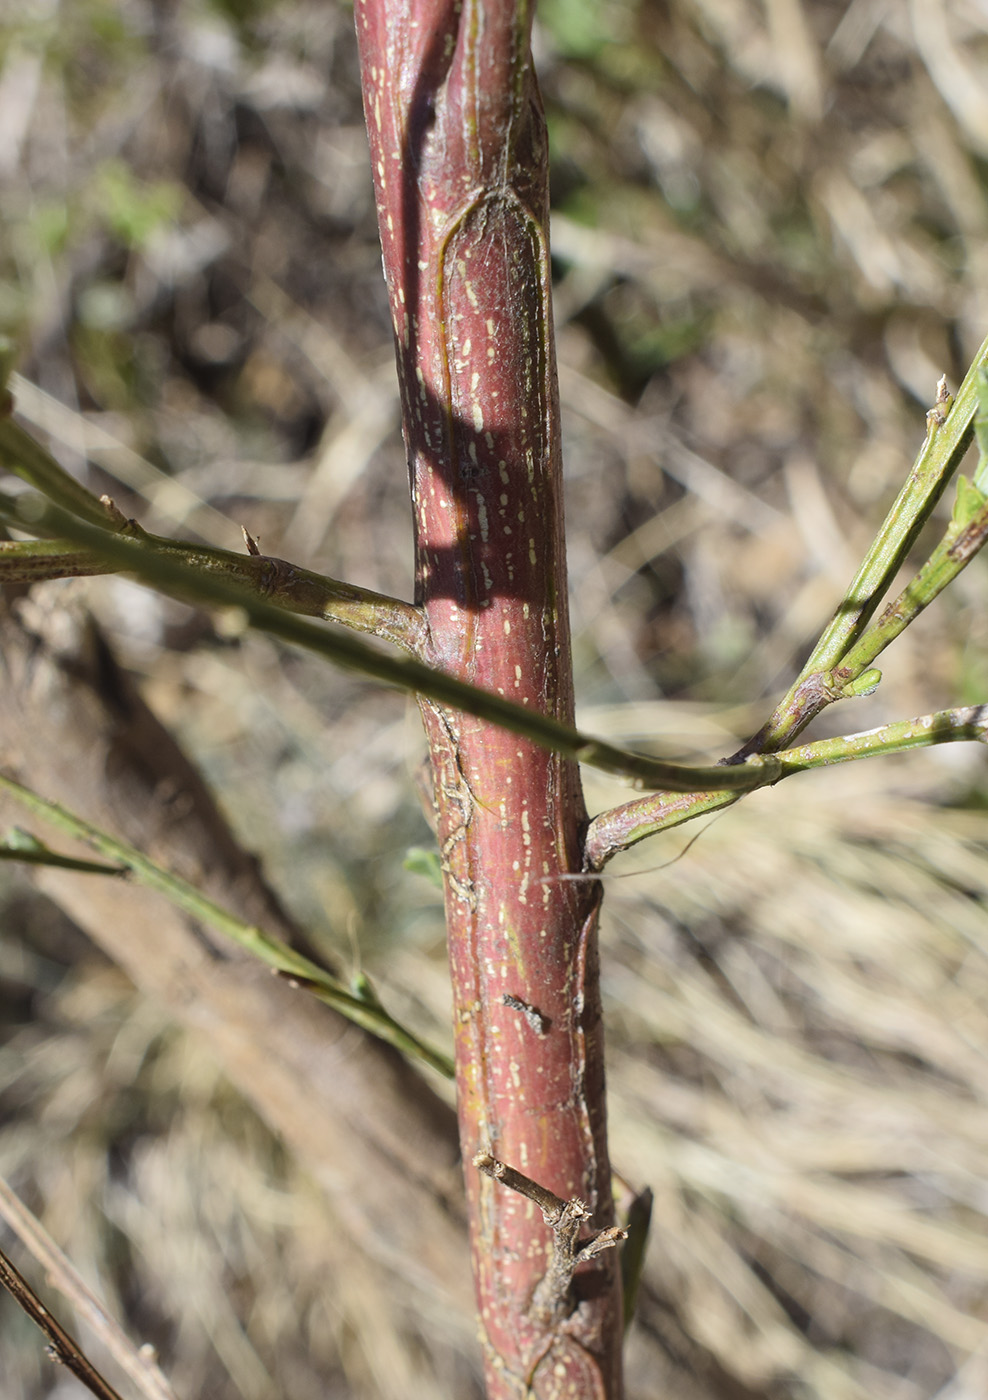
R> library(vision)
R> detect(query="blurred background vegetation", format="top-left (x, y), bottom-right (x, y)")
top-left (3, 0), bottom-right (988, 1397)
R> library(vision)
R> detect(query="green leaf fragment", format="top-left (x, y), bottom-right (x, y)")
top-left (349, 970), bottom-right (386, 1011)
top-left (0, 773), bottom-right (453, 1077)
top-left (4, 827), bottom-right (45, 852)
top-left (404, 845), bottom-right (444, 890)
top-left (842, 668), bottom-right (882, 699)
top-left (0, 826), bottom-right (128, 874)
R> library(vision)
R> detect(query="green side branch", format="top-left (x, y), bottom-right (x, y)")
top-left (0, 523), bottom-right (425, 653)
top-left (7, 487), bottom-right (988, 834)
top-left (804, 362), bottom-right (972, 671)
top-left (583, 341), bottom-right (988, 866)
top-left (585, 349), bottom-right (988, 862)
top-left (2, 492), bottom-right (788, 796)
top-left (0, 404), bottom-right (425, 653)
top-left (584, 705), bottom-right (988, 866)
top-left (973, 363), bottom-right (988, 492)
top-left (0, 773), bottom-right (454, 1079)
top-left (738, 336), bottom-right (988, 758)
top-left (0, 380), bottom-right (777, 794)
top-left (0, 827), bottom-right (127, 875)
top-left (0, 404), bottom-right (112, 529)
top-left (775, 704), bottom-right (988, 774)
top-left (5, 355), bottom-right (988, 847)
top-left (834, 473), bottom-right (988, 682)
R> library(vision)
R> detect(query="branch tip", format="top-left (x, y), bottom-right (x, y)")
top-left (99, 495), bottom-right (128, 529)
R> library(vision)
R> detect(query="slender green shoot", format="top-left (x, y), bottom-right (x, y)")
top-left (774, 704), bottom-right (988, 774)
top-left (740, 335), bottom-right (988, 756)
top-left (973, 365), bottom-right (988, 494)
top-left (834, 475), bottom-right (988, 682)
top-left (1, 492), bottom-right (788, 796)
top-left (0, 773), bottom-right (454, 1078)
top-left (585, 704), bottom-right (988, 865)
top-left (0, 828), bottom-right (127, 876)
top-left (0, 407), bottom-right (113, 530)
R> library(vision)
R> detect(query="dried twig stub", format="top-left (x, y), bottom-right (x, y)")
top-left (474, 1152), bottom-right (628, 1327)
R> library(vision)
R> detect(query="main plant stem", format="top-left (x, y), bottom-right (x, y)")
top-left (354, 2), bottom-right (623, 1394)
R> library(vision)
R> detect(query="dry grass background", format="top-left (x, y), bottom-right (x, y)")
top-left (3, 0), bottom-right (988, 1397)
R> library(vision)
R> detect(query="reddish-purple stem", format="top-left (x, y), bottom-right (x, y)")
top-left (354, 3), bottom-right (623, 1395)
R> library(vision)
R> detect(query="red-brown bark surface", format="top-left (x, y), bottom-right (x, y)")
top-left (354, 2), bottom-right (623, 1394)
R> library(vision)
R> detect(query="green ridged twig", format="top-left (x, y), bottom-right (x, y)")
top-left (0, 827), bottom-right (127, 875)
top-left (0, 401), bottom-right (426, 652)
top-left (0, 772), bottom-right (454, 1078)
top-left (584, 705), bottom-right (988, 867)
top-left (774, 704), bottom-right (988, 774)
top-left (586, 341), bottom-right (988, 865)
top-left (832, 475), bottom-right (988, 684)
top-left (736, 338), bottom-right (988, 759)
top-left (0, 392), bottom-right (112, 529)
top-left (4, 493), bottom-right (789, 796)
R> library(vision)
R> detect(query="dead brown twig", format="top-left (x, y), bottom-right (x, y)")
top-left (0, 1240), bottom-right (128, 1400)
top-left (474, 1151), bottom-right (628, 1327)
top-left (0, 1174), bottom-right (180, 1400)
